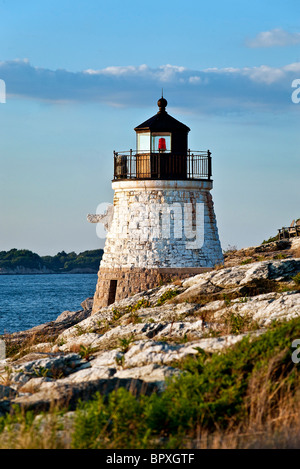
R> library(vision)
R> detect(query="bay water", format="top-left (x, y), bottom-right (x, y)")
top-left (0, 274), bottom-right (98, 335)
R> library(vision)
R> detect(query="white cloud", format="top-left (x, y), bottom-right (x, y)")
top-left (0, 59), bottom-right (298, 114)
top-left (241, 65), bottom-right (285, 84)
top-left (85, 64), bottom-right (150, 76)
top-left (189, 76), bottom-right (202, 84)
top-left (247, 28), bottom-right (300, 48)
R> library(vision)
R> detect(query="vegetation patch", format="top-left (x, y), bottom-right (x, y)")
top-left (126, 299), bottom-right (151, 313)
top-left (156, 289), bottom-right (180, 306)
top-left (261, 235), bottom-right (279, 244)
top-left (68, 317), bottom-right (300, 448)
top-left (118, 335), bottom-right (135, 353)
top-left (240, 258), bottom-right (253, 265)
top-left (292, 273), bottom-right (300, 285)
top-left (239, 279), bottom-right (281, 297)
top-left (2, 318), bottom-right (300, 448)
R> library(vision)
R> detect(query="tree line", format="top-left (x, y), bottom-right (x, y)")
top-left (0, 249), bottom-right (103, 272)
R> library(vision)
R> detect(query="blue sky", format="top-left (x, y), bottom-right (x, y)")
top-left (0, 0), bottom-right (299, 255)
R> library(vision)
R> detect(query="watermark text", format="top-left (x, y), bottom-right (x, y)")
top-left (0, 339), bottom-right (6, 360)
top-left (291, 79), bottom-right (300, 104)
top-left (0, 79), bottom-right (6, 103)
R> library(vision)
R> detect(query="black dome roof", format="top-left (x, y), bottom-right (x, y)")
top-left (134, 97), bottom-right (190, 133)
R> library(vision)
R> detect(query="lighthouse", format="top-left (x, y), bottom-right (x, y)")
top-left (90, 96), bottom-right (223, 312)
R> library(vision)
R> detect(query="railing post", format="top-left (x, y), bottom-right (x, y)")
top-left (130, 149), bottom-right (132, 179)
top-left (113, 151), bottom-right (116, 179)
top-left (191, 152), bottom-right (194, 179)
top-left (207, 150), bottom-right (212, 180)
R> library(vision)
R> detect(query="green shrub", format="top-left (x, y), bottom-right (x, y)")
top-left (240, 258), bottom-right (253, 265)
top-left (72, 390), bottom-right (152, 449)
top-left (261, 235), bottom-right (279, 244)
top-left (292, 273), bottom-right (300, 285)
top-left (156, 289), bottom-right (179, 306)
top-left (118, 335), bottom-right (135, 353)
top-left (126, 299), bottom-right (151, 313)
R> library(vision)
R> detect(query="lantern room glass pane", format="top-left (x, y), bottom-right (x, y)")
top-left (137, 133), bottom-right (150, 153)
top-left (151, 133), bottom-right (171, 152)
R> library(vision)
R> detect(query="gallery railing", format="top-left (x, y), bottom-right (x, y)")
top-left (113, 150), bottom-right (212, 180)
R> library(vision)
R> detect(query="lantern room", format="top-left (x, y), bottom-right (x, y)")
top-left (135, 96), bottom-right (189, 155)
top-left (113, 96), bottom-right (212, 181)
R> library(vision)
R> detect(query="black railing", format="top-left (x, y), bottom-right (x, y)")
top-left (113, 150), bottom-right (212, 180)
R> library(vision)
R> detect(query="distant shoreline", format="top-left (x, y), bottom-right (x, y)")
top-left (0, 248), bottom-right (103, 276)
top-left (0, 271), bottom-right (98, 275)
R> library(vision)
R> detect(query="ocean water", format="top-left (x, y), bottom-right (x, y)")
top-left (0, 274), bottom-right (98, 335)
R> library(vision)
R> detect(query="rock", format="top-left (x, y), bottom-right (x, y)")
top-left (18, 377), bottom-right (54, 394)
top-left (58, 319), bottom-right (207, 354)
top-left (200, 291), bottom-right (300, 326)
top-left (13, 353), bottom-right (88, 379)
top-left (58, 333), bottom-right (103, 352)
top-left (173, 259), bottom-right (300, 304)
top-left (123, 332), bottom-right (263, 368)
top-left (123, 303), bottom-right (201, 323)
top-left (30, 343), bottom-right (53, 353)
top-left (81, 297), bottom-right (94, 311)
top-left (114, 364), bottom-right (181, 391)
top-left (89, 350), bottom-right (124, 368)
top-left (9, 372), bottom-right (32, 388)
top-left (61, 366), bottom-right (116, 383)
top-left (0, 400), bottom-right (11, 417)
top-left (154, 320), bottom-right (204, 339)
top-left (13, 378), bottom-right (160, 412)
top-left (182, 259), bottom-right (300, 291)
top-left (0, 384), bottom-right (17, 399)
top-left (55, 308), bottom-right (91, 325)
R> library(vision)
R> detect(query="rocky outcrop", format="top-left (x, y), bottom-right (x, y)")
top-left (0, 254), bottom-right (299, 415)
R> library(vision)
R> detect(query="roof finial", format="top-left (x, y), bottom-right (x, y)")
top-left (157, 94), bottom-right (167, 113)
top-left (162, 88), bottom-right (164, 98)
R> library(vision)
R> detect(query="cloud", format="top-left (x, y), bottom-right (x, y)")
top-left (0, 59), bottom-right (298, 114)
top-left (247, 28), bottom-right (300, 48)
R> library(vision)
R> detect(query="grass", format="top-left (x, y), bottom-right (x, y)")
top-left (3, 329), bottom-right (59, 361)
top-left (78, 344), bottom-right (96, 361)
top-left (118, 335), bottom-right (135, 353)
top-left (221, 311), bottom-right (259, 335)
top-left (240, 258), bottom-right (253, 265)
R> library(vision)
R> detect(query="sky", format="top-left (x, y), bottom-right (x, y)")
top-left (0, 0), bottom-right (299, 255)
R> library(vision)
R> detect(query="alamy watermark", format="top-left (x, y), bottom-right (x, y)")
top-left (291, 339), bottom-right (300, 363)
top-left (0, 79), bottom-right (6, 103)
top-left (291, 79), bottom-right (300, 104)
top-left (0, 339), bottom-right (6, 360)
top-left (88, 201), bottom-right (205, 250)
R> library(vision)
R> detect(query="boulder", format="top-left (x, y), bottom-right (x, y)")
top-left (0, 384), bottom-right (17, 399)
top-left (13, 378), bottom-right (160, 412)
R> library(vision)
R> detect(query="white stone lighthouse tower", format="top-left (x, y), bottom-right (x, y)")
top-left (91, 97), bottom-right (223, 312)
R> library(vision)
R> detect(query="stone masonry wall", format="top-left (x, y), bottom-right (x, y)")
top-left (100, 180), bottom-right (223, 269)
top-left (92, 266), bottom-right (212, 313)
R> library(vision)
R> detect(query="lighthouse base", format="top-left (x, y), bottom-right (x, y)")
top-left (92, 179), bottom-right (223, 313)
top-left (92, 266), bottom-right (212, 313)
